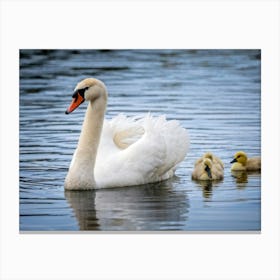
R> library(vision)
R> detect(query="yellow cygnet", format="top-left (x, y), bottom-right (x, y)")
top-left (192, 153), bottom-right (224, 180)
top-left (230, 151), bottom-right (261, 171)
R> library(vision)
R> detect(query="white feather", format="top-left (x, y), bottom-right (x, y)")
top-left (94, 114), bottom-right (189, 188)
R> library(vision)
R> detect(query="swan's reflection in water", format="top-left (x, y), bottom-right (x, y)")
top-left (65, 180), bottom-right (189, 231)
top-left (64, 190), bottom-right (99, 230)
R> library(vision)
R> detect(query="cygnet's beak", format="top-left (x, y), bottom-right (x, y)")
top-left (65, 92), bottom-right (85, 114)
top-left (230, 158), bottom-right (237, 164)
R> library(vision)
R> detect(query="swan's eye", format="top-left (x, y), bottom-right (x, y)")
top-left (72, 87), bottom-right (89, 101)
top-left (79, 87), bottom-right (89, 95)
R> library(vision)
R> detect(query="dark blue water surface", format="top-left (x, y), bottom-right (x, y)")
top-left (20, 50), bottom-right (261, 231)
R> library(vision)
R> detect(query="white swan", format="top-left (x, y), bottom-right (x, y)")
top-left (64, 78), bottom-right (189, 190)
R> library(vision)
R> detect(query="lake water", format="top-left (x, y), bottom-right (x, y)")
top-left (19, 49), bottom-right (261, 231)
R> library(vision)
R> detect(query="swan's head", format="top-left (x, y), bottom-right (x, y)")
top-left (230, 151), bottom-right (247, 166)
top-left (65, 78), bottom-right (107, 114)
top-left (203, 158), bottom-right (212, 179)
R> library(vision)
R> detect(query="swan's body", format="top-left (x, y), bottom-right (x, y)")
top-left (230, 151), bottom-right (261, 171)
top-left (192, 152), bottom-right (224, 180)
top-left (64, 78), bottom-right (189, 190)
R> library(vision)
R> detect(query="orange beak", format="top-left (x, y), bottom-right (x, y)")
top-left (65, 93), bottom-right (85, 114)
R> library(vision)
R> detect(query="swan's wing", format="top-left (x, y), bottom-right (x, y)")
top-left (155, 116), bottom-right (189, 176)
top-left (96, 115), bottom-right (144, 158)
top-left (95, 114), bottom-right (189, 188)
top-left (125, 114), bottom-right (189, 178)
top-left (113, 126), bottom-right (145, 149)
top-left (95, 126), bottom-right (166, 188)
top-left (109, 114), bottom-right (145, 149)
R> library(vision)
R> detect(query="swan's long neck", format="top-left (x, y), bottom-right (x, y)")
top-left (65, 97), bottom-right (106, 190)
top-left (78, 99), bottom-right (106, 168)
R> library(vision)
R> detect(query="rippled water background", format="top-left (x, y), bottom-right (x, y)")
top-left (20, 49), bottom-right (261, 231)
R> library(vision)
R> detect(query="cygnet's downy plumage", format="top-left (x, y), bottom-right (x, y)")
top-left (192, 152), bottom-right (224, 180)
top-left (230, 151), bottom-right (261, 171)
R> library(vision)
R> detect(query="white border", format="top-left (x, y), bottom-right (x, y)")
top-left (1, 0), bottom-right (279, 279)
